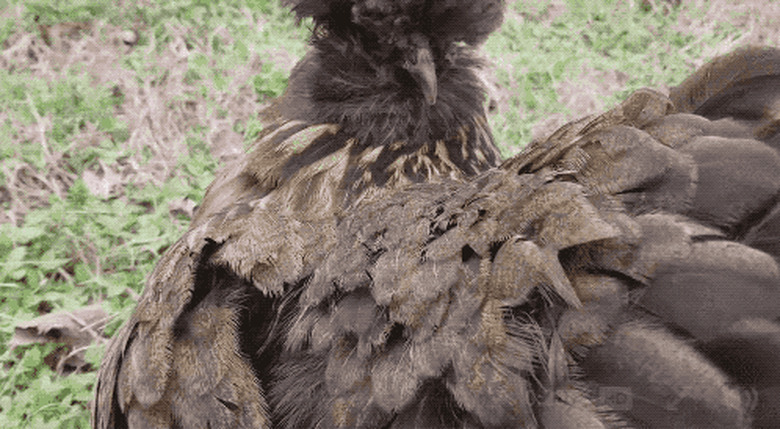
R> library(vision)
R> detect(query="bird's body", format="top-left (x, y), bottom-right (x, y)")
top-left (94, 1), bottom-right (780, 427)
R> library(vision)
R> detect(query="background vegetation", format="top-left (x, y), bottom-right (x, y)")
top-left (0, 0), bottom-right (777, 426)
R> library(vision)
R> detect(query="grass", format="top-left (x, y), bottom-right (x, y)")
top-left (0, 0), bottom-right (777, 427)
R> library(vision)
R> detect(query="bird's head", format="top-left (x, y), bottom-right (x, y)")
top-left (284, 0), bottom-right (505, 105)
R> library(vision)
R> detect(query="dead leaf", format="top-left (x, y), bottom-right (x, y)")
top-left (10, 304), bottom-right (109, 375)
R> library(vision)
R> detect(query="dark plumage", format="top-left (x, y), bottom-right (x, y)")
top-left (93, 1), bottom-right (780, 427)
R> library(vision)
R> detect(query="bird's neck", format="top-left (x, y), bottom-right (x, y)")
top-left (276, 38), bottom-right (502, 187)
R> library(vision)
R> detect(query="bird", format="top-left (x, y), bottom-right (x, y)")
top-left (92, 1), bottom-right (780, 428)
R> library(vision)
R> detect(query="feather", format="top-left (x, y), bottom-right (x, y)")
top-left (583, 321), bottom-right (750, 429)
top-left (680, 135), bottom-right (780, 232)
top-left (638, 238), bottom-right (780, 340)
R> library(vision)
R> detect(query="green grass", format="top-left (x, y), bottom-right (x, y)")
top-left (0, 0), bottom-right (771, 426)
top-left (483, 0), bottom-right (746, 154)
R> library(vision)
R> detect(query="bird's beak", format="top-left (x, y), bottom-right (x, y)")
top-left (405, 47), bottom-right (438, 106)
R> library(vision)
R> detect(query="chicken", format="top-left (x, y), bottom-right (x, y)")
top-left (93, 1), bottom-right (780, 427)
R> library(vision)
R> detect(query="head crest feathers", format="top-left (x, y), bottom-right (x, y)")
top-left (283, 0), bottom-right (505, 46)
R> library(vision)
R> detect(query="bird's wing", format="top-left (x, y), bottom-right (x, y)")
top-left (665, 45), bottom-right (780, 429)
top-left (518, 47), bottom-right (780, 428)
top-left (93, 119), bottom-right (343, 429)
